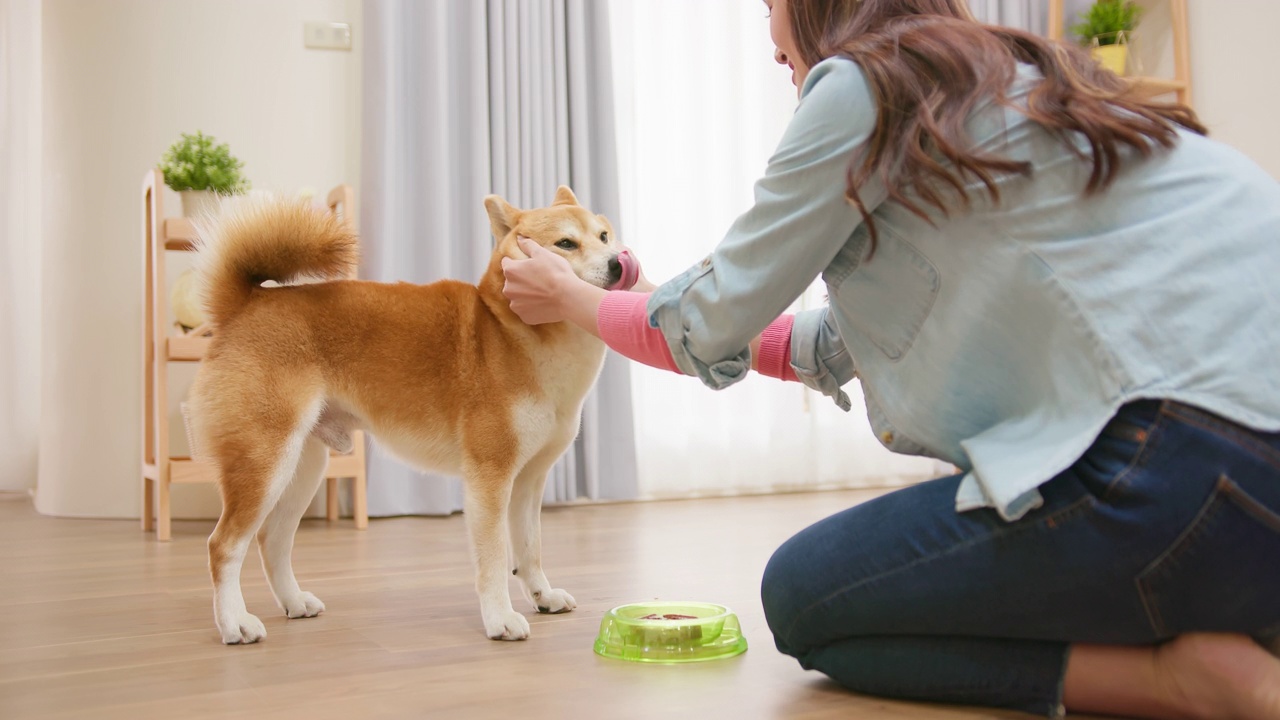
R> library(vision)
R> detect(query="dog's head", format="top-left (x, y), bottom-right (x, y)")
top-left (484, 186), bottom-right (635, 290)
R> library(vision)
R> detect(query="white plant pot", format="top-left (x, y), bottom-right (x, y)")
top-left (180, 190), bottom-right (221, 219)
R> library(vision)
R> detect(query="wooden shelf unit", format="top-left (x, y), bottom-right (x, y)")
top-left (1048, 0), bottom-right (1192, 107)
top-left (141, 171), bottom-right (368, 540)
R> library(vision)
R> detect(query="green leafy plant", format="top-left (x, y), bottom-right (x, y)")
top-left (158, 131), bottom-right (249, 194)
top-left (1072, 0), bottom-right (1142, 46)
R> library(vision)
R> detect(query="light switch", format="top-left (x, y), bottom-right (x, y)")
top-left (304, 22), bottom-right (352, 51)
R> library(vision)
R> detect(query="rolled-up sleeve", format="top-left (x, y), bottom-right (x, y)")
top-left (645, 58), bottom-right (883, 398)
top-left (790, 307), bottom-right (857, 411)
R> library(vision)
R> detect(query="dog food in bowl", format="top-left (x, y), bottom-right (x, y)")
top-left (593, 601), bottom-right (747, 663)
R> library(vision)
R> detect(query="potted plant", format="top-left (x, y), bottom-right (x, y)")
top-left (158, 131), bottom-right (249, 218)
top-left (1072, 0), bottom-right (1142, 76)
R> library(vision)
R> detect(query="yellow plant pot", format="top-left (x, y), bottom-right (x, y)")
top-left (1091, 43), bottom-right (1129, 76)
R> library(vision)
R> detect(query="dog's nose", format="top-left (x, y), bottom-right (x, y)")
top-left (607, 255), bottom-right (623, 284)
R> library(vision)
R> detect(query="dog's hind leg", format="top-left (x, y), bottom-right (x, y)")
top-left (207, 398), bottom-right (322, 645)
top-left (256, 435), bottom-right (329, 620)
top-left (461, 457), bottom-right (527, 641)
top-left (508, 439), bottom-right (577, 616)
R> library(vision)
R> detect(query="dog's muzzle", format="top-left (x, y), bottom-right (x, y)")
top-left (607, 250), bottom-right (640, 291)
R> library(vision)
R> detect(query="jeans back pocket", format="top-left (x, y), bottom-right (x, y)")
top-left (1137, 475), bottom-right (1280, 638)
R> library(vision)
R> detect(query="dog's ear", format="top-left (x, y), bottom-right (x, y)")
top-left (551, 186), bottom-right (579, 207)
top-left (484, 195), bottom-right (520, 244)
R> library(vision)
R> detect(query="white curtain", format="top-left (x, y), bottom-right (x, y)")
top-left (488, 0), bottom-right (638, 504)
top-left (968, 0), bottom-right (1049, 32)
top-left (0, 0), bottom-right (41, 492)
top-left (360, 0), bottom-right (636, 516)
top-left (610, 0), bottom-right (951, 499)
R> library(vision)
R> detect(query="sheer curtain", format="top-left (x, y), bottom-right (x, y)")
top-left (488, 0), bottom-right (638, 504)
top-left (968, 0), bottom-right (1049, 32)
top-left (0, 0), bottom-right (41, 492)
top-left (610, 0), bottom-right (950, 499)
top-left (360, 0), bottom-right (636, 516)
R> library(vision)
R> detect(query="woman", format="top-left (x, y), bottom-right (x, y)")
top-left (500, 1), bottom-right (1280, 717)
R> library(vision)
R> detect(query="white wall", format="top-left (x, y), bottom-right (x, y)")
top-left (1185, 1), bottom-right (1280, 178)
top-left (37, 0), bottom-right (361, 519)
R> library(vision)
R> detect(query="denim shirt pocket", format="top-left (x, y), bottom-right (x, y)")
top-left (824, 225), bottom-right (940, 362)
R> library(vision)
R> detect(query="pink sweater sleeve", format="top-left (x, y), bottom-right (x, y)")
top-left (596, 292), bottom-right (681, 372)
top-left (596, 292), bottom-right (799, 382)
top-left (756, 314), bottom-right (800, 383)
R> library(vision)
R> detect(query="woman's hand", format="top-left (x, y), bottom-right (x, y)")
top-left (501, 237), bottom-right (580, 325)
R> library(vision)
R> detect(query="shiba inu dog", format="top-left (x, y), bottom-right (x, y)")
top-left (186, 186), bottom-right (634, 644)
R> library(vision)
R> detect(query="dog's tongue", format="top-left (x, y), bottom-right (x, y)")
top-left (608, 250), bottom-right (640, 291)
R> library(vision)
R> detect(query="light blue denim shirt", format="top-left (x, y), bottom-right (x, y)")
top-left (647, 57), bottom-right (1280, 521)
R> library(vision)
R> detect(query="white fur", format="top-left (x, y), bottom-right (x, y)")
top-left (257, 437), bottom-right (330, 619)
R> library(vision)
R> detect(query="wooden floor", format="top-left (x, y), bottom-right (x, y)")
top-left (0, 489), bottom-right (1113, 720)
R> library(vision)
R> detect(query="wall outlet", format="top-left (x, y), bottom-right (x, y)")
top-left (304, 22), bottom-right (352, 51)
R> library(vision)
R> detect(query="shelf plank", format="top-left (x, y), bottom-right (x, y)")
top-left (169, 458), bottom-right (216, 484)
top-left (166, 450), bottom-right (364, 485)
top-left (326, 453), bottom-right (365, 479)
top-left (167, 334), bottom-right (211, 361)
top-left (1125, 76), bottom-right (1188, 99)
top-left (163, 218), bottom-right (199, 251)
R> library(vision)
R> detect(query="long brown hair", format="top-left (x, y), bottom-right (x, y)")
top-left (786, 0), bottom-right (1206, 252)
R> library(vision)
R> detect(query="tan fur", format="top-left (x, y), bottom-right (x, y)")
top-left (188, 187), bottom-right (622, 644)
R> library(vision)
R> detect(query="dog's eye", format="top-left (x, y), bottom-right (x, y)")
top-left (599, 231), bottom-right (609, 244)
top-left (555, 239), bottom-right (578, 250)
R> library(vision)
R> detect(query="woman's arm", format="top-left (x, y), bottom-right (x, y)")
top-left (503, 58), bottom-right (880, 393)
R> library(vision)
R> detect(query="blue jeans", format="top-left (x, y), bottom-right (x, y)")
top-left (761, 400), bottom-right (1280, 717)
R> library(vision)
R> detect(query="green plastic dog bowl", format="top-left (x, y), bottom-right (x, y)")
top-left (593, 601), bottom-right (748, 663)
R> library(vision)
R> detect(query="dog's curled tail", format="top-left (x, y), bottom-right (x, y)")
top-left (196, 195), bottom-right (358, 327)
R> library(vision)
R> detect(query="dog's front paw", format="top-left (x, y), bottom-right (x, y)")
top-left (219, 611), bottom-right (267, 645)
top-left (534, 588), bottom-right (576, 614)
top-left (484, 610), bottom-right (531, 641)
top-left (282, 591), bottom-right (326, 619)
